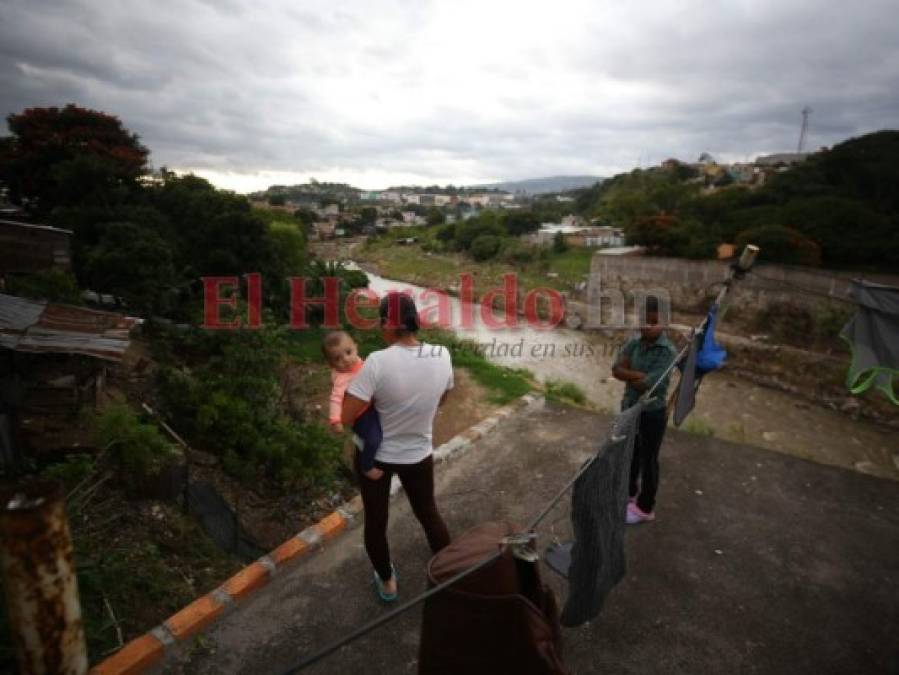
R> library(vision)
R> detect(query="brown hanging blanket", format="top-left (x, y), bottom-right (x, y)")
top-left (418, 521), bottom-right (568, 675)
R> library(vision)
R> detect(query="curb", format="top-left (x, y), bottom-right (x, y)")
top-left (89, 392), bottom-right (544, 674)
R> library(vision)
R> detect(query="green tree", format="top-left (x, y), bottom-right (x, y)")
top-left (503, 210), bottom-right (540, 236)
top-left (736, 224), bottom-right (821, 267)
top-left (85, 221), bottom-right (176, 312)
top-left (454, 211), bottom-right (505, 249)
top-left (552, 231), bottom-right (568, 253)
top-left (425, 207), bottom-right (445, 226)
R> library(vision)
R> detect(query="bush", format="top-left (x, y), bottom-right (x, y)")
top-left (736, 224), bottom-right (821, 266)
top-left (552, 231), bottom-right (568, 253)
top-left (502, 240), bottom-right (537, 264)
top-left (93, 404), bottom-right (180, 490)
top-left (156, 327), bottom-right (342, 489)
top-left (5, 268), bottom-right (83, 304)
top-left (470, 234), bottom-right (502, 261)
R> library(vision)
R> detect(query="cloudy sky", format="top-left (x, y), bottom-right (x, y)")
top-left (2, 0), bottom-right (897, 192)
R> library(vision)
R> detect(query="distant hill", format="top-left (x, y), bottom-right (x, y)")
top-left (470, 175), bottom-right (603, 195)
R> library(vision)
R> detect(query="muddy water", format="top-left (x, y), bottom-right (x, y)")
top-left (361, 268), bottom-right (898, 480)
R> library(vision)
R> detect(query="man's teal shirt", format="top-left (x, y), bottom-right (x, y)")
top-left (615, 333), bottom-right (677, 411)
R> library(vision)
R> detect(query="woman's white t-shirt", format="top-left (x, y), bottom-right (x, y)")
top-left (347, 342), bottom-right (453, 464)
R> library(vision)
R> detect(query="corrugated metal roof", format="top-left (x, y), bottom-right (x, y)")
top-left (0, 219), bottom-right (73, 235)
top-left (0, 293), bottom-right (136, 361)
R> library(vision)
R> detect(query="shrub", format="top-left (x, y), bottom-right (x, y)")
top-left (735, 224), bottom-right (821, 267)
top-left (502, 240), bottom-right (537, 264)
top-left (552, 231), bottom-right (568, 253)
top-left (93, 404), bottom-right (180, 490)
top-left (5, 268), bottom-right (83, 304)
top-left (470, 234), bottom-right (502, 261)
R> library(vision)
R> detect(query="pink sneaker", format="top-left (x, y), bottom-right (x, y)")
top-left (626, 501), bottom-right (655, 524)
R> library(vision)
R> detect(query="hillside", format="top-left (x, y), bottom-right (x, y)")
top-left (570, 130), bottom-right (899, 270)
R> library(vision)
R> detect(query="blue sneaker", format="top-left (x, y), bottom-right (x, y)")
top-left (372, 564), bottom-right (398, 602)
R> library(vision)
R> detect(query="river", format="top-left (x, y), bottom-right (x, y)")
top-left (358, 265), bottom-right (899, 481)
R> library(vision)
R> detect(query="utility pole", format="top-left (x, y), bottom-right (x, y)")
top-left (797, 106), bottom-right (812, 153)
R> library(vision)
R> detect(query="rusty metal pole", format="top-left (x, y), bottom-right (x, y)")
top-left (0, 481), bottom-right (88, 675)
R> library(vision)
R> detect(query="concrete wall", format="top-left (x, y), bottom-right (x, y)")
top-left (590, 254), bottom-right (899, 312)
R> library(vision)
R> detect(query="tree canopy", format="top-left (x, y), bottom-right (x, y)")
top-left (0, 104), bottom-right (149, 216)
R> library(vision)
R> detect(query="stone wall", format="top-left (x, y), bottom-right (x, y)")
top-left (589, 254), bottom-right (899, 313)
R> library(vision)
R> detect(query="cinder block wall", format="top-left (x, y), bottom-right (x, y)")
top-left (590, 254), bottom-right (899, 312)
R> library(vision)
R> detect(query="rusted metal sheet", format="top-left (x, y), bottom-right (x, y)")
top-left (0, 294), bottom-right (136, 361)
top-left (0, 481), bottom-right (88, 674)
top-left (0, 220), bottom-right (72, 273)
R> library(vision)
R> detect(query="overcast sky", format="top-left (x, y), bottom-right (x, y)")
top-left (2, 0), bottom-right (897, 192)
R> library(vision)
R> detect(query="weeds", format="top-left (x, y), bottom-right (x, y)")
top-left (545, 379), bottom-right (588, 406)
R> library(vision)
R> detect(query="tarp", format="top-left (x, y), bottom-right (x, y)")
top-left (841, 280), bottom-right (899, 405)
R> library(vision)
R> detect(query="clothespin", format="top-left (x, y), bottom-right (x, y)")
top-left (501, 531), bottom-right (539, 562)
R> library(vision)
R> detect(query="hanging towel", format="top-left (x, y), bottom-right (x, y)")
top-left (559, 402), bottom-right (643, 627)
top-left (841, 280), bottom-right (899, 405)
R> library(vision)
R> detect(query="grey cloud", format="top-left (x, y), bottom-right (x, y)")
top-left (1, 0), bottom-right (897, 187)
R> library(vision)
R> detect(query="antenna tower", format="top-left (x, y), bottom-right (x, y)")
top-left (797, 106), bottom-right (812, 153)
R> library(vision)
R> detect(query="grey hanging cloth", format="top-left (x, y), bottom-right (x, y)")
top-left (557, 402), bottom-right (644, 627)
top-left (673, 329), bottom-right (699, 427)
top-left (674, 306), bottom-right (727, 426)
top-left (841, 280), bottom-right (899, 405)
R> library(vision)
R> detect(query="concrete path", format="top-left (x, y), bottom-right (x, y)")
top-left (167, 402), bottom-right (899, 675)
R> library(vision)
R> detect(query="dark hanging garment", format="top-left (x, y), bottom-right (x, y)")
top-left (674, 306), bottom-right (727, 426)
top-left (673, 330), bottom-right (699, 427)
top-left (558, 402), bottom-right (643, 627)
top-left (418, 521), bottom-right (568, 675)
top-left (841, 280), bottom-right (899, 405)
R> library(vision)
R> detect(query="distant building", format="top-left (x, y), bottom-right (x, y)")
top-left (313, 221), bottom-right (336, 240)
top-left (594, 245), bottom-right (645, 257)
top-left (319, 204), bottom-right (340, 217)
top-left (754, 152), bottom-right (809, 167)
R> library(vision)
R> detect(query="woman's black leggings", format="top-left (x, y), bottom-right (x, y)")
top-left (356, 453), bottom-right (451, 582)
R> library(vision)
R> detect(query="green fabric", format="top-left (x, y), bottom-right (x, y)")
top-left (840, 280), bottom-right (899, 406)
top-left (615, 334), bottom-right (677, 411)
top-left (843, 336), bottom-right (899, 405)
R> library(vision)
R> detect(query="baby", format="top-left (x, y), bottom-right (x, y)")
top-left (323, 331), bottom-right (382, 472)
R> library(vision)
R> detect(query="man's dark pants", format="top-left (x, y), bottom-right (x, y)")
top-left (628, 408), bottom-right (668, 513)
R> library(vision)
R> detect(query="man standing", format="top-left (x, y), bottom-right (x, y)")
top-left (612, 298), bottom-right (677, 524)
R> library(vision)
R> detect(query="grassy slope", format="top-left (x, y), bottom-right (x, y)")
top-left (355, 227), bottom-right (594, 299)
